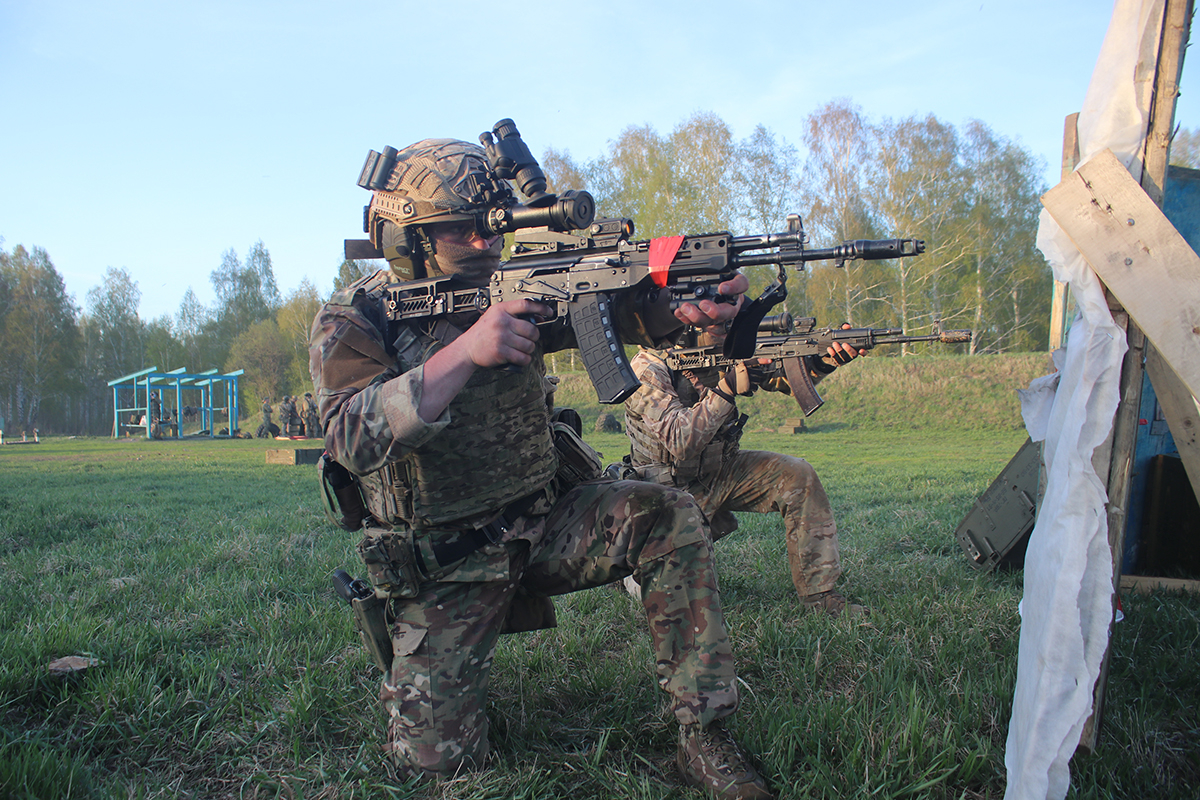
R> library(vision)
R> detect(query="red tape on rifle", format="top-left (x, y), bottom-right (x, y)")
top-left (648, 236), bottom-right (685, 287)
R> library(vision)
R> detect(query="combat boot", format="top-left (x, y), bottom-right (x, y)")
top-left (677, 720), bottom-right (774, 799)
top-left (801, 589), bottom-right (867, 618)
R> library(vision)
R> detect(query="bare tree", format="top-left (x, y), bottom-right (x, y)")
top-left (866, 114), bottom-right (968, 351)
top-left (800, 99), bottom-right (886, 325)
top-left (0, 245), bottom-right (80, 430)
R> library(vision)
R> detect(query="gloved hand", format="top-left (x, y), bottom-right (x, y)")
top-left (716, 362), bottom-right (758, 398)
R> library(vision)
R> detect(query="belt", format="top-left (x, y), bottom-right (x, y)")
top-left (415, 489), bottom-right (547, 576)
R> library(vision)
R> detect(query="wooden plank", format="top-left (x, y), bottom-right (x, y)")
top-left (1062, 112), bottom-right (1081, 178)
top-left (266, 448), bottom-right (323, 466)
top-left (1041, 148), bottom-right (1200, 401)
top-left (1119, 574), bottom-right (1200, 594)
top-left (1050, 113), bottom-right (1082, 351)
top-left (1144, 342), bottom-right (1200, 498)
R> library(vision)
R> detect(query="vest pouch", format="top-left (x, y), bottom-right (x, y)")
top-left (356, 527), bottom-right (423, 599)
top-left (635, 464), bottom-right (675, 485)
top-left (550, 416), bottom-right (602, 494)
top-left (319, 453), bottom-right (369, 531)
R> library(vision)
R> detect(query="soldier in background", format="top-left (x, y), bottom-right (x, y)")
top-left (311, 137), bottom-right (772, 799)
top-left (278, 396), bottom-right (295, 436)
top-left (149, 391), bottom-right (163, 438)
top-left (276, 397), bottom-right (291, 436)
top-left (257, 399), bottom-right (274, 439)
top-left (287, 396), bottom-right (303, 436)
top-left (622, 327), bottom-right (866, 617)
top-left (302, 392), bottom-right (321, 439)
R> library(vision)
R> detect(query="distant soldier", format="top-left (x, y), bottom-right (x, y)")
top-left (284, 396), bottom-right (302, 436)
top-left (302, 392), bottom-right (321, 438)
top-left (277, 396), bottom-right (293, 436)
top-left (257, 399), bottom-right (274, 439)
top-left (149, 391), bottom-right (163, 438)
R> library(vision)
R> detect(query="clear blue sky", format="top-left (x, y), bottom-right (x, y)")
top-left (1, 0), bottom-right (1191, 321)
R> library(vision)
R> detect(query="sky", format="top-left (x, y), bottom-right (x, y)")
top-left (1, 0), bottom-right (1195, 323)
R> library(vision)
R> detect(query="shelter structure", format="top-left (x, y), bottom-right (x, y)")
top-left (107, 367), bottom-right (244, 439)
top-left (996, 1), bottom-right (1198, 798)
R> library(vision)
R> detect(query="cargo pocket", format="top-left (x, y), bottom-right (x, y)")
top-left (382, 621), bottom-right (433, 765)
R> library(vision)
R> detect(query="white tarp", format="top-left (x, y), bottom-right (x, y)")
top-left (1003, 1), bottom-right (1165, 799)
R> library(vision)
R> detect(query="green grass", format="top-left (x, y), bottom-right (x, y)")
top-left (0, 353), bottom-right (1196, 798)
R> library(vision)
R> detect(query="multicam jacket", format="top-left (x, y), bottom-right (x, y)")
top-left (623, 349), bottom-right (741, 487)
top-left (624, 348), bottom-right (829, 487)
top-left (309, 269), bottom-right (576, 583)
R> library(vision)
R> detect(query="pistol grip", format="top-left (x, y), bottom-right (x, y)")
top-left (569, 292), bottom-right (641, 404)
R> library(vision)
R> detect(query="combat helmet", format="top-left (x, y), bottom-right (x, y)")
top-left (359, 139), bottom-right (506, 280)
top-left (354, 120), bottom-right (595, 281)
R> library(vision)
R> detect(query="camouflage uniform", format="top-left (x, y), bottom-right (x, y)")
top-left (310, 271), bottom-right (739, 777)
top-left (256, 400), bottom-right (273, 439)
top-left (302, 393), bottom-right (321, 439)
top-left (623, 349), bottom-right (841, 598)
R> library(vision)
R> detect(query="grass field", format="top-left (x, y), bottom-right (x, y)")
top-left (1, 354), bottom-right (1197, 799)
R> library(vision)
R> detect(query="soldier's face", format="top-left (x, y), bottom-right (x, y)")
top-left (426, 220), bottom-right (501, 250)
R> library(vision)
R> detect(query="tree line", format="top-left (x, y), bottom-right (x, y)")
top-left (0, 240), bottom-right (323, 435)
top-left (9, 105), bottom-right (1176, 436)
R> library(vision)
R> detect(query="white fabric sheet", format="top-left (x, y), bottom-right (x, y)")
top-left (1003, 1), bottom-right (1164, 798)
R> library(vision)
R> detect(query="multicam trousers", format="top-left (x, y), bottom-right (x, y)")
top-left (687, 450), bottom-right (841, 599)
top-left (378, 479), bottom-right (739, 776)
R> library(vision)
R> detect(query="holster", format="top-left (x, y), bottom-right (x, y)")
top-left (350, 592), bottom-right (393, 673)
top-left (333, 569), bottom-right (394, 673)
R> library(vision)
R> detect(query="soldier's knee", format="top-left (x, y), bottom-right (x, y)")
top-left (619, 481), bottom-right (708, 565)
top-left (777, 455), bottom-right (820, 492)
top-left (388, 717), bottom-right (489, 778)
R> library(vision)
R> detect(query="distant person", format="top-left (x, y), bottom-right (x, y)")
top-left (302, 392), bottom-right (321, 439)
top-left (278, 396), bottom-right (294, 437)
top-left (621, 325), bottom-right (866, 617)
top-left (285, 396), bottom-right (302, 436)
top-left (257, 399), bottom-right (274, 439)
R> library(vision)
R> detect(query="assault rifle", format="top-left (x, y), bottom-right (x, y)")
top-left (380, 215), bottom-right (926, 404)
top-left (664, 315), bottom-right (973, 415)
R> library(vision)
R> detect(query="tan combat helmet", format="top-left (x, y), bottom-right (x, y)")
top-left (360, 139), bottom-right (500, 280)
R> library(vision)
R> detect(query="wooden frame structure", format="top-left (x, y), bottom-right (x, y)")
top-left (1037, 0), bottom-right (1197, 750)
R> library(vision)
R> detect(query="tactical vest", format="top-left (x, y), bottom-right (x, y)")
top-left (626, 354), bottom-right (742, 488)
top-left (331, 274), bottom-right (558, 531)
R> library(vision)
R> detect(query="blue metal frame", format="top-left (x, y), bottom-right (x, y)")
top-left (107, 367), bottom-right (244, 439)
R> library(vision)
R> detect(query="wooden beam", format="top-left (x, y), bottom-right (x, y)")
top-left (1049, 112), bottom-right (1082, 351)
top-left (1119, 574), bottom-right (1200, 594)
top-left (1041, 148), bottom-right (1200, 400)
top-left (1144, 343), bottom-right (1200, 498)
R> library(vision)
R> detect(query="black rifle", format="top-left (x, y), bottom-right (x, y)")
top-left (380, 215), bottom-right (926, 404)
top-left (664, 316), bottom-right (972, 415)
